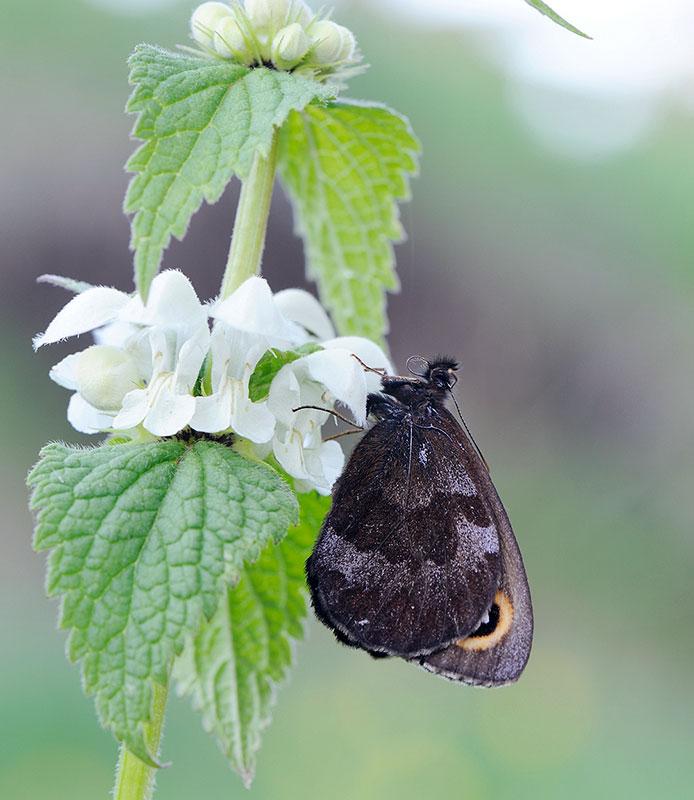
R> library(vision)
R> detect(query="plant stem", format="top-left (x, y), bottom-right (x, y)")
top-left (220, 129), bottom-right (280, 300)
top-left (113, 682), bottom-right (168, 800)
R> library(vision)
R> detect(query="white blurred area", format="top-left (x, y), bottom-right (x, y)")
top-left (376, 0), bottom-right (694, 159)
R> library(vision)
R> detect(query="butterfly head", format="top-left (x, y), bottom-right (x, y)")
top-left (407, 355), bottom-right (459, 392)
top-left (427, 357), bottom-right (459, 391)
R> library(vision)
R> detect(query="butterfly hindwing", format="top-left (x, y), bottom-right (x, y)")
top-left (415, 428), bottom-right (533, 685)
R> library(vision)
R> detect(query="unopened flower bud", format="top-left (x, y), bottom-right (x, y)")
top-left (337, 25), bottom-right (357, 61)
top-left (75, 346), bottom-right (140, 411)
top-left (292, 1), bottom-right (313, 28)
top-left (246, 0), bottom-right (291, 44)
top-left (309, 20), bottom-right (344, 65)
top-left (191, 2), bottom-right (233, 50)
top-left (214, 16), bottom-right (252, 62)
top-left (272, 22), bottom-right (309, 70)
top-left (335, 24), bottom-right (356, 62)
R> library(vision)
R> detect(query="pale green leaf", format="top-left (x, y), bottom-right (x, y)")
top-left (248, 342), bottom-right (322, 402)
top-left (277, 100), bottom-right (420, 343)
top-left (27, 439), bottom-right (298, 762)
top-left (175, 491), bottom-right (330, 786)
top-left (523, 1), bottom-right (591, 39)
top-left (125, 45), bottom-right (335, 299)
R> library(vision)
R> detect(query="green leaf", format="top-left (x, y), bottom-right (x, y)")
top-left (125, 45), bottom-right (335, 299)
top-left (248, 342), bottom-right (322, 402)
top-left (277, 100), bottom-right (420, 343)
top-left (523, 1), bottom-right (591, 39)
top-left (175, 491), bottom-right (330, 786)
top-left (27, 439), bottom-right (298, 763)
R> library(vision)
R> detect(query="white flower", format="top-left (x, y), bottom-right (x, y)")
top-left (35, 269), bottom-right (391, 495)
top-left (37, 270), bottom-right (209, 437)
top-left (112, 271), bottom-right (210, 436)
top-left (189, 277), bottom-right (296, 441)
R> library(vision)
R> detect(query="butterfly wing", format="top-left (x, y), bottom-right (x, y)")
top-left (306, 404), bottom-right (502, 658)
top-left (414, 415), bottom-right (533, 685)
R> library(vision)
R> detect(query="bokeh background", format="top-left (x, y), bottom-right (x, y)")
top-left (2, 1), bottom-right (692, 797)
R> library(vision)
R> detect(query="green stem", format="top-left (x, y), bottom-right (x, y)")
top-left (220, 128), bottom-right (280, 300)
top-left (113, 682), bottom-right (168, 800)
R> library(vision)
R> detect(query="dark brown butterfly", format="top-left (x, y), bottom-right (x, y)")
top-left (306, 356), bottom-right (532, 686)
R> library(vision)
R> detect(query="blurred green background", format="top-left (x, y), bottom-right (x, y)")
top-left (2, 1), bottom-right (692, 798)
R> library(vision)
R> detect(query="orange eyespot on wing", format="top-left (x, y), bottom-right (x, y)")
top-left (457, 591), bottom-right (514, 652)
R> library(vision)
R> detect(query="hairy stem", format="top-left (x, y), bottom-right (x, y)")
top-left (113, 682), bottom-right (168, 800)
top-left (220, 128), bottom-right (280, 300)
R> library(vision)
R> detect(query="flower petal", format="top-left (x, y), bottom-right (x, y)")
top-left (304, 439), bottom-right (344, 494)
top-left (274, 288), bottom-right (335, 340)
top-left (229, 384), bottom-right (276, 443)
top-left (143, 380), bottom-right (197, 437)
top-left (190, 388), bottom-right (232, 433)
top-left (93, 320), bottom-right (138, 348)
top-left (67, 393), bottom-right (116, 434)
top-left (49, 352), bottom-right (82, 391)
top-left (173, 322), bottom-right (210, 390)
top-left (303, 349), bottom-right (368, 425)
top-left (121, 270), bottom-right (206, 329)
top-left (273, 429), bottom-right (311, 483)
top-left (33, 287), bottom-right (130, 349)
top-left (113, 387), bottom-right (150, 430)
top-left (320, 336), bottom-right (393, 391)
top-left (266, 363), bottom-right (303, 429)
top-left (268, 362), bottom-right (329, 432)
top-left (212, 276), bottom-right (305, 346)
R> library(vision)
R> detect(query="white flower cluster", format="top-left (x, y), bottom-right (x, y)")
top-left (190, 0), bottom-right (358, 77)
top-left (34, 272), bottom-right (390, 494)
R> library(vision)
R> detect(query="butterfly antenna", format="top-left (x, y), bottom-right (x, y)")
top-left (292, 405), bottom-right (363, 429)
top-left (449, 391), bottom-right (491, 472)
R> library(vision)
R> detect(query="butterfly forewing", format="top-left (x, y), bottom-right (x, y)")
top-left (307, 404), bottom-right (502, 658)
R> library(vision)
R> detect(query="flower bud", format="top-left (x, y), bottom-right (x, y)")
top-left (292, 1), bottom-right (313, 28)
top-left (308, 20), bottom-right (344, 65)
top-left (245, 0), bottom-right (292, 44)
top-left (75, 346), bottom-right (140, 411)
top-left (335, 24), bottom-right (356, 62)
top-left (191, 2), bottom-right (233, 50)
top-left (214, 16), bottom-right (252, 62)
top-left (271, 22), bottom-right (309, 70)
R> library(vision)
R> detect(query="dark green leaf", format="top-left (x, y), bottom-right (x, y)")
top-left (125, 45), bottom-right (335, 299)
top-left (175, 491), bottom-right (330, 786)
top-left (27, 439), bottom-right (298, 762)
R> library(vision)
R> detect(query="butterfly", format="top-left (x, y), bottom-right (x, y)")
top-left (306, 356), bottom-right (533, 686)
